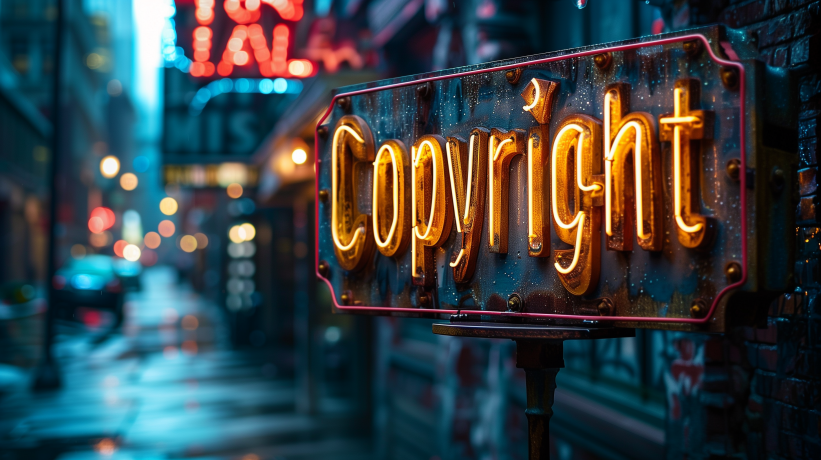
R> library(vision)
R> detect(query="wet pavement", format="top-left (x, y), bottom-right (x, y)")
top-left (0, 267), bottom-right (373, 460)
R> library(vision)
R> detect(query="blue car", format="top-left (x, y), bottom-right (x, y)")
top-left (52, 255), bottom-right (126, 327)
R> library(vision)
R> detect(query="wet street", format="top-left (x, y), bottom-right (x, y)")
top-left (0, 267), bottom-right (373, 460)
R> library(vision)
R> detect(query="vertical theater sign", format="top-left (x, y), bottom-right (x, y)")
top-left (315, 26), bottom-right (797, 333)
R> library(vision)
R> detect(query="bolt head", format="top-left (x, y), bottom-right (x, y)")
top-left (683, 40), bottom-right (702, 57)
top-left (505, 68), bottom-right (522, 84)
top-left (689, 301), bottom-right (703, 318)
top-left (317, 125), bottom-right (329, 139)
top-left (597, 299), bottom-right (612, 316)
top-left (318, 260), bottom-right (330, 277)
top-left (725, 262), bottom-right (742, 283)
top-left (507, 294), bottom-right (523, 312)
top-left (337, 96), bottom-right (351, 111)
top-left (416, 83), bottom-right (432, 99)
top-left (720, 68), bottom-right (738, 90)
top-left (418, 292), bottom-right (432, 307)
top-left (725, 158), bottom-right (741, 181)
top-left (318, 189), bottom-right (329, 202)
top-left (770, 167), bottom-right (785, 194)
top-left (593, 53), bottom-right (612, 70)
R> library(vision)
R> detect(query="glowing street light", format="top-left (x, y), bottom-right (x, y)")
top-left (123, 244), bottom-right (141, 262)
top-left (228, 225), bottom-right (244, 243)
top-left (144, 232), bottom-right (161, 249)
top-left (100, 156), bottom-right (120, 178)
top-left (226, 183), bottom-right (243, 198)
top-left (194, 233), bottom-right (209, 248)
top-left (158, 220), bottom-right (176, 237)
top-left (120, 173), bottom-right (138, 191)
top-left (159, 197), bottom-right (178, 215)
top-left (229, 223), bottom-right (256, 243)
top-left (291, 148), bottom-right (307, 165)
top-left (180, 235), bottom-right (198, 253)
top-left (240, 223), bottom-right (256, 241)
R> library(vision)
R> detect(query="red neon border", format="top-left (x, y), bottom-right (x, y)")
top-left (314, 33), bottom-right (747, 325)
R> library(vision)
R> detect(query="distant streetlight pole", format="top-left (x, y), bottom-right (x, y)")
top-left (32, 0), bottom-right (65, 390)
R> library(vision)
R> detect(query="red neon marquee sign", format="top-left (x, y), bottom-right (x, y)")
top-left (188, 0), bottom-right (313, 78)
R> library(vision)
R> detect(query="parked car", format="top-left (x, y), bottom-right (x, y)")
top-left (52, 255), bottom-right (125, 328)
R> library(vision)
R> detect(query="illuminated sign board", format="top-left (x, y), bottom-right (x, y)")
top-left (314, 27), bottom-right (796, 332)
top-left (176, 0), bottom-right (313, 79)
top-left (163, 163), bottom-right (259, 188)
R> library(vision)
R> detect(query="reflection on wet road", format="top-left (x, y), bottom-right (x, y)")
top-left (0, 267), bottom-right (372, 460)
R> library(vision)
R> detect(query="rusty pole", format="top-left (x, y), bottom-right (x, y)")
top-left (516, 340), bottom-right (564, 459)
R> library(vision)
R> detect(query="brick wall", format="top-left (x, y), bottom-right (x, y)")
top-left (670, 1), bottom-right (821, 458)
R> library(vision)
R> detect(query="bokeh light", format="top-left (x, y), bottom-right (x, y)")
top-left (182, 315), bottom-right (199, 330)
top-left (113, 240), bottom-right (128, 258)
top-left (120, 173), bottom-right (138, 191)
top-left (180, 235), bottom-right (198, 253)
top-left (229, 225), bottom-right (244, 243)
top-left (144, 231), bottom-right (161, 249)
top-left (123, 244), bottom-right (141, 262)
top-left (229, 223), bottom-right (256, 243)
top-left (100, 156), bottom-right (120, 178)
top-left (88, 217), bottom-right (105, 233)
top-left (226, 183), bottom-right (243, 198)
top-left (107, 79), bottom-right (122, 97)
top-left (94, 438), bottom-right (116, 456)
top-left (194, 233), bottom-right (209, 248)
top-left (89, 231), bottom-right (112, 248)
top-left (133, 156), bottom-right (150, 173)
top-left (291, 148), bottom-right (307, 165)
top-left (288, 59), bottom-right (313, 77)
top-left (182, 340), bottom-right (198, 355)
top-left (240, 223), bottom-right (256, 241)
top-left (89, 207), bottom-right (115, 233)
top-left (140, 248), bottom-right (158, 266)
top-left (163, 346), bottom-right (179, 360)
top-left (159, 197), bottom-right (178, 215)
top-left (71, 244), bottom-right (87, 259)
top-left (158, 220), bottom-right (176, 237)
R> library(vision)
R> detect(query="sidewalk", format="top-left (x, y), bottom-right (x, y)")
top-left (0, 266), bottom-right (372, 460)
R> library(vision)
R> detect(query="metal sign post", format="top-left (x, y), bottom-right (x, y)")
top-left (433, 321), bottom-right (634, 459)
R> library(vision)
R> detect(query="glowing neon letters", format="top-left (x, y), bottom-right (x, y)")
top-left (324, 78), bottom-right (716, 295)
top-left (372, 140), bottom-right (409, 257)
top-left (659, 79), bottom-right (715, 249)
top-left (330, 116), bottom-right (375, 271)
top-left (411, 136), bottom-right (453, 287)
top-left (603, 84), bottom-right (663, 251)
top-left (446, 130), bottom-right (489, 283)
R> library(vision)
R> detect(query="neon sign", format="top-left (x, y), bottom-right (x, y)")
top-left (315, 29), bottom-right (796, 332)
top-left (188, 0), bottom-right (312, 78)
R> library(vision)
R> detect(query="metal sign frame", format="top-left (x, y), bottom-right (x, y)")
top-left (314, 26), bottom-right (794, 331)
